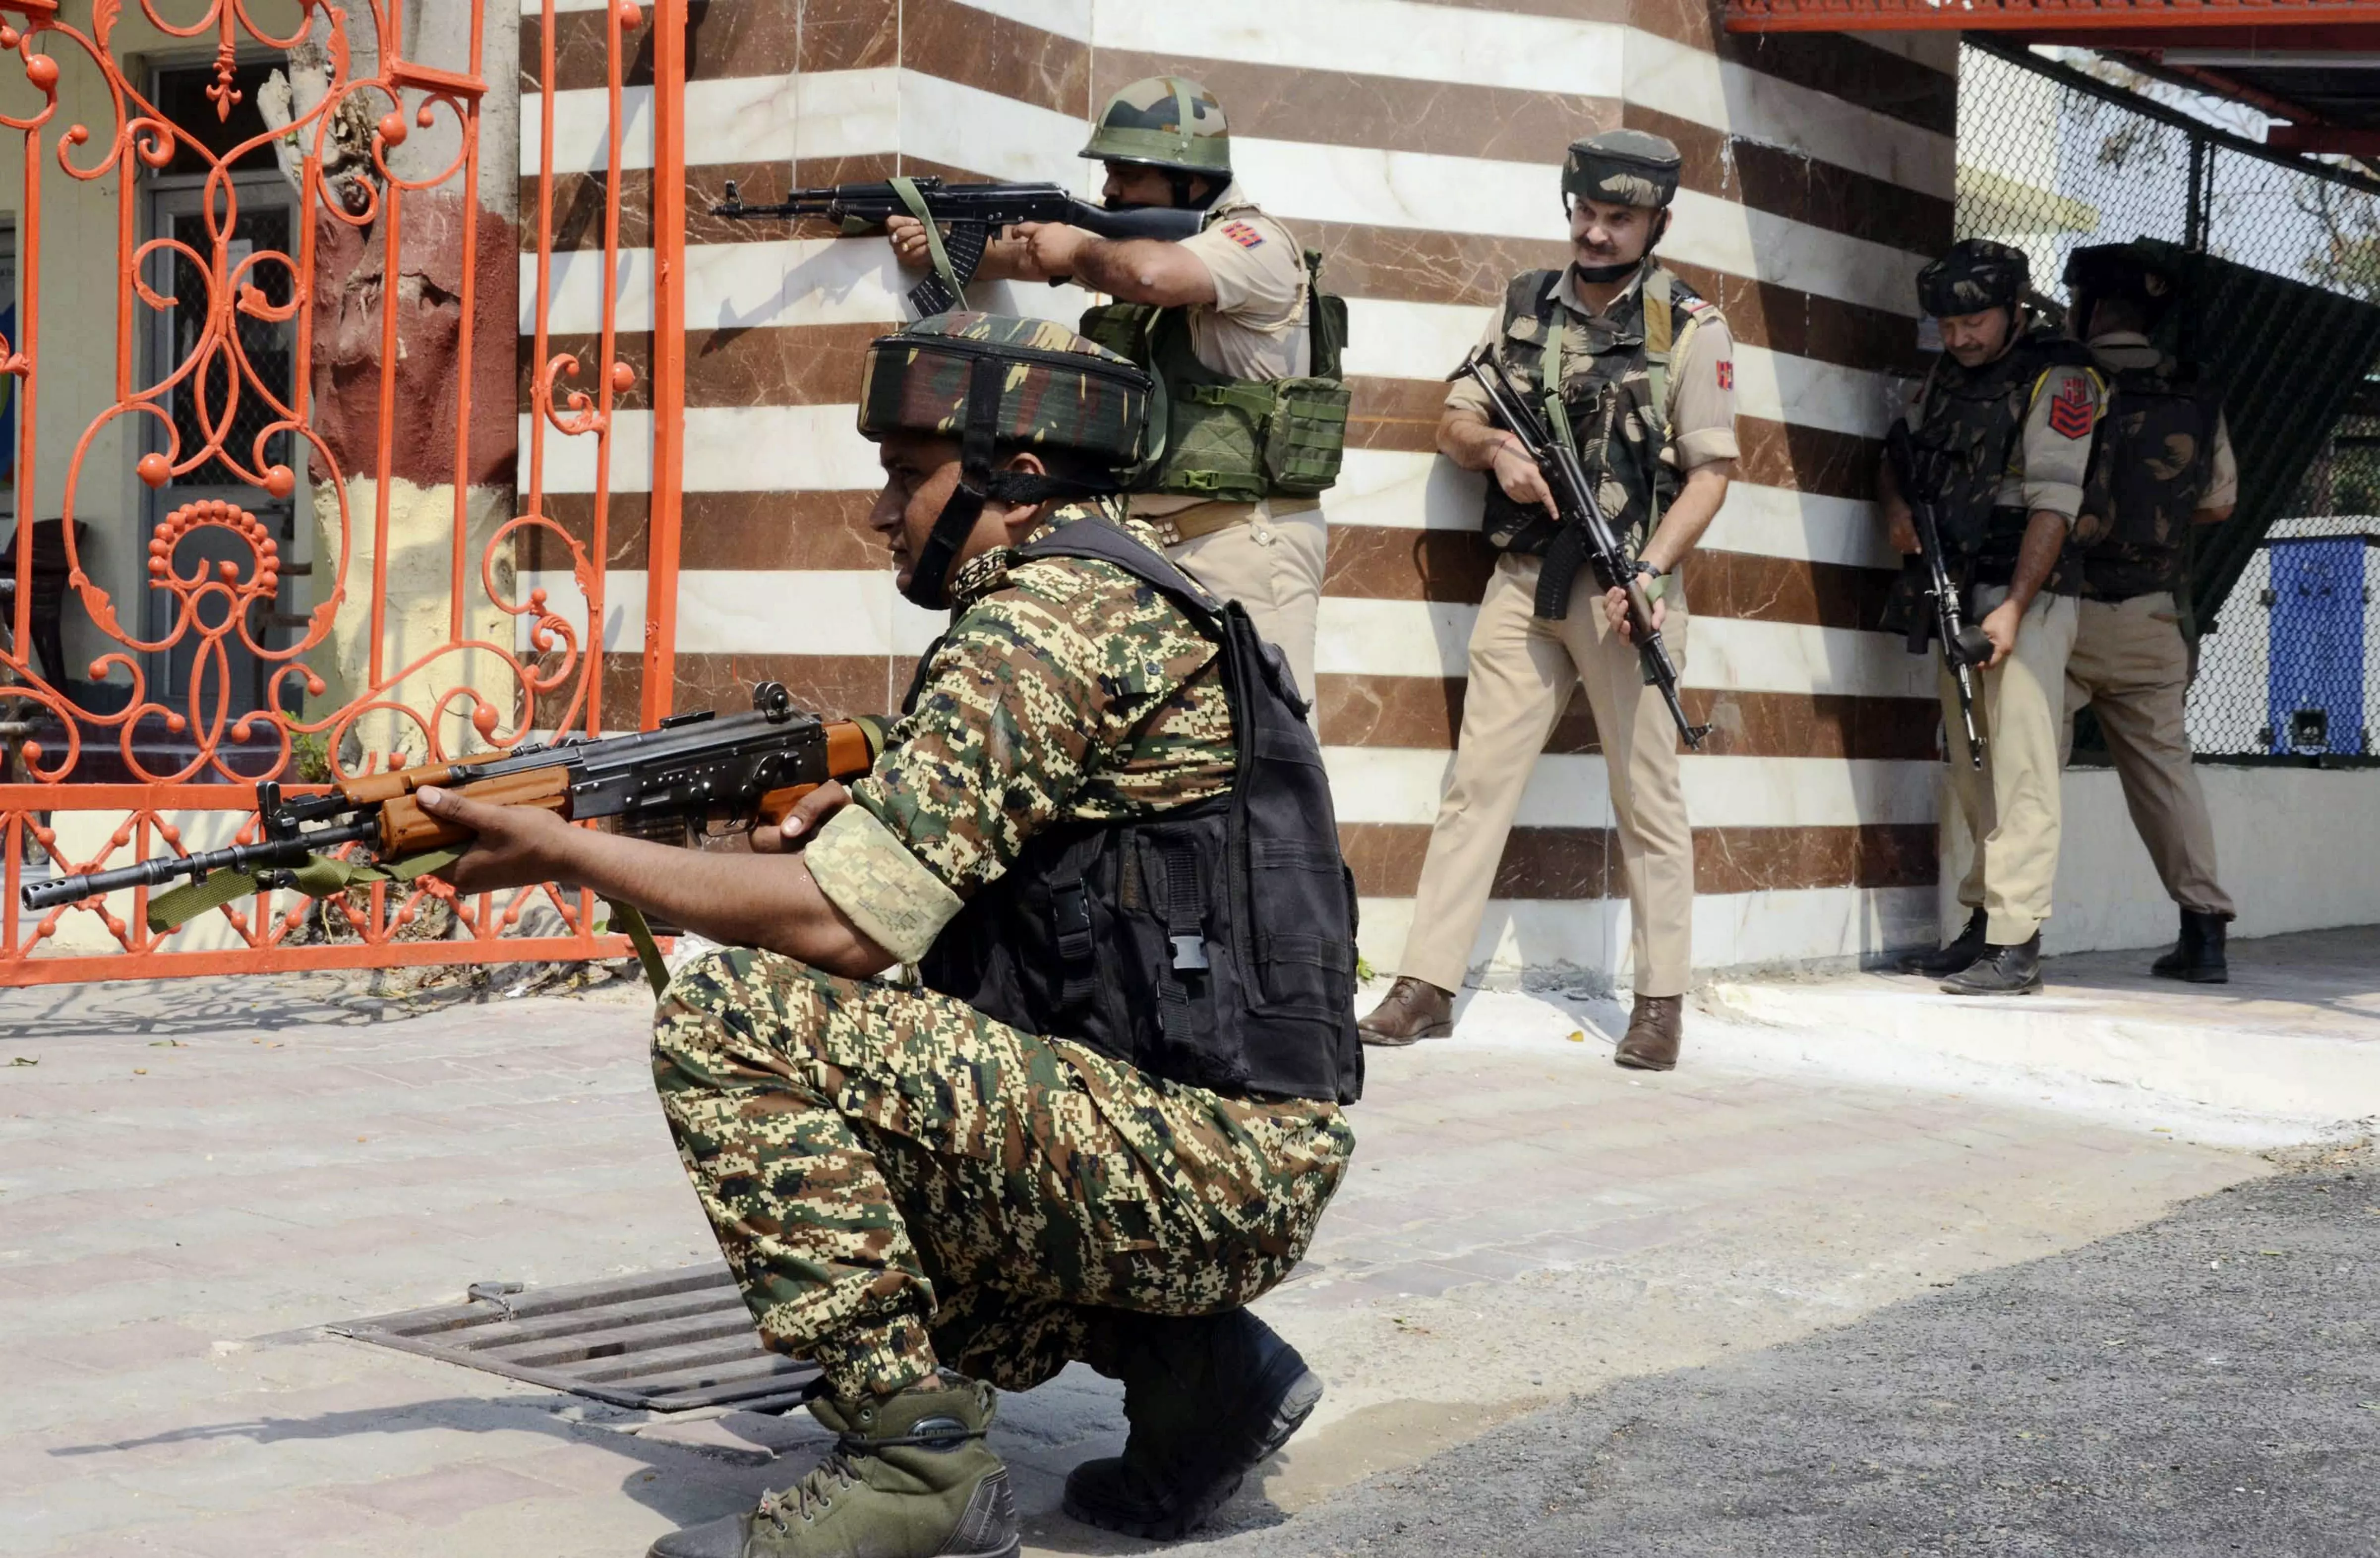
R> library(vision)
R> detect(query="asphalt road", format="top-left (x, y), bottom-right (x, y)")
top-left (1195, 1145), bottom-right (2379, 1558)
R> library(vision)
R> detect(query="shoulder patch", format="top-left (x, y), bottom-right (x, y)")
top-left (1218, 220), bottom-right (1265, 249)
top-left (2047, 373), bottom-right (2096, 440)
top-left (1716, 360), bottom-right (1733, 390)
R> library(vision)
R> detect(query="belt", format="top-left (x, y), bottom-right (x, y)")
top-left (1156, 505), bottom-right (1253, 545)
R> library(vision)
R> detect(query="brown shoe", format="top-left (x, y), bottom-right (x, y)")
top-left (1357, 976), bottom-right (1453, 1047)
top-left (1614, 994), bottom-right (1682, 1072)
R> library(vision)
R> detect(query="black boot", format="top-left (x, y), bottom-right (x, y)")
top-left (2151, 909), bottom-right (2229, 984)
top-left (1064, 1310), bottom-right (1321, 1539)
top-left (1900, 908), bottom-right (1988, 976)
top-left (1940, 933), bottom-right (2043, 996)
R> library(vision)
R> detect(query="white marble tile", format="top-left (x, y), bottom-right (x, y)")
top-left (522, 244), bottom-right (655, 336)
top-left (1316, 451), bottom-right (1482, 534)
top-left (519, 405), bottom-right (880, 494)
top-left (898, 71), bottom-right (1093, 185)
top-left (522, 70), bottom-right (897, 177)
top-left (1326, 748), bottom-right (1935, 831)
top-left (1699, 486), bottom-right (1896, 570)
top-left (1323, 748), bottom-right (1615, 830)
top-left (1689, 884), bottom-right (1937, 968)
top-left (519, 408), bottom-right (653, 496)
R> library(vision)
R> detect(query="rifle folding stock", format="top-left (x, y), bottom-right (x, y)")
top-left (712, 176), bottom-right (1204, 315)
top-left (1454, 349), bottom-right (1710, 751)
top-left (21, 683), bottom-right (884, 922)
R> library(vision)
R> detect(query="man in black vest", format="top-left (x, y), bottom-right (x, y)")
top-left (1885, 240), bottom-right (2105, 995)
top-left (412, 314), bottom-right (1362, 1558)
top-left (1357, 128), bottom-right (1737, 1069)
top-left (2060, 243), bottom-right (2238, 981)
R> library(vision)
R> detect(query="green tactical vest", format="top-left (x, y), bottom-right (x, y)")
top-left (1079, 213), bottom-right (1350, 504)
top-left (2074, 355), bottom-right (2224, 602)
top-left (1478, 264), bottom-right (1709, 558)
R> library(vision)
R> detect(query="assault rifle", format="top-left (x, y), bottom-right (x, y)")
top-left (1884, 421), bottom-right (1990, 771)
top-left (1455, 348), bottom-right (1709, 750)
top-left (21, 683), bottom-right (881, 985)
top-left (712, 176), bottom-right (1205, 315)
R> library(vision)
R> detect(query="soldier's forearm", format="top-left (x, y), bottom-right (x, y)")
top-left (1438, 410), bottom-right (1512, 472)
top-left (552, 829), bottom-right (895, 979)
top-left (1071, 237), bottom-right (1216, 307)
top-left (1641, 462), bottom-right (1734, 572)
top-left (971, 236), bottom-right (1032, 283)
top-left (2004, 508), bottom-right (2069, 615)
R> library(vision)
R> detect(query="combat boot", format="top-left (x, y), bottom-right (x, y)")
top-left (1357, 976), bottom-right (1454, 1046)
top-left (1899, 908), bottom-right (1988, 976)
top-left (1613, 993), bottom-right (1683, 1072)
top-left (647, 1376), bottom-right (1017, 1558)
top-left (1939, 934), bottom-right (2043, 996)
top-left (1064, 1309), bottom-right (1322, 1539)
top-left (2151, 909), bottom-right (2229, 984)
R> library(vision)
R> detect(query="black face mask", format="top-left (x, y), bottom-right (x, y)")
top-left (1571, 258), bottom-right (1642, 285)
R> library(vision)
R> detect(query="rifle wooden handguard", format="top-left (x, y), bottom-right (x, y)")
top-left (378, 766), bottom-right (574, 854)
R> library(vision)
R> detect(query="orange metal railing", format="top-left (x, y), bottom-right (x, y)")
top-left (0, 0), bottom-right (683, 984)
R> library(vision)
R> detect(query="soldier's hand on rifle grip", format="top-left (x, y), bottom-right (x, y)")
top-left (752, 780), bottom-right (851, 855)
top-left (1885, 504), bottom-right (1921, 556)
top-left (1977, 598), bottom-right (2022, 670)
top-left (1488, 436), bottom-right (1555, 516)
top-left (1605, 582), bottom-right (1666, 644)
top-left (417, 786), bottom-right (580, 896)
top-left (886, 214), bottom-right (935, 271)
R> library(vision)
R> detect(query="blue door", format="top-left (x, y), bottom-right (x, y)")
top-left (2266, 537), bottom-right (2370, 755)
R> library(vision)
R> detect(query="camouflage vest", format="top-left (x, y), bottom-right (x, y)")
top-left (2074, 357), bottom-right (2224, 601)
top-left (1079, 209), bottom-right (1351, 504)
top-left (1479, 265), bottom-right (1710, 557)
top-left (1907, 325), bottom-right (2091, 570)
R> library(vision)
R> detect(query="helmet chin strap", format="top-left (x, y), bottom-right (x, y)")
top-left (898, 358), bottom-right (1120, 610)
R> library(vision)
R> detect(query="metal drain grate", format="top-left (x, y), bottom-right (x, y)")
top-left (331, 1262), bottom-right (821, 1412)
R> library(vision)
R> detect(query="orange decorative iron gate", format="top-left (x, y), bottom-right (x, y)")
top-left (0, 0), bottom-right (685, 985)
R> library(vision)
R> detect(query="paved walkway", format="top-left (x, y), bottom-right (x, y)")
top-left (3, 931), bottom-right (2371, 1556)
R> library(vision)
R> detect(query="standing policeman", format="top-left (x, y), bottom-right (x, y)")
top-left (1357, 129), bottom-right (1738, 1070)
top-left (2060, 242), bottom-right (2238, 981)
top-left (1884, 240), bottom-right (2105, 995)
top-left (414, 315), bottom-right (1363, 1558)
top-left (888, 76), bottom-right (1348, 704)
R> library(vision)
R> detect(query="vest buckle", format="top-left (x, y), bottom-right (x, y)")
top-left (1170, 934), bottom-right (1210, 971)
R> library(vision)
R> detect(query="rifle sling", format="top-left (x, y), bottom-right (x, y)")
top-left (146, 854), bottom-right (672, 997)
top-left (889, 176), bottom-right (968, 312)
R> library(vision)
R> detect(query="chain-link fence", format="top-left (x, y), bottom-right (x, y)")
top-left (1958, 38), bottom-right (2380, 763)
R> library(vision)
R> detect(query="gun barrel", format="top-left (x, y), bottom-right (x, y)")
top-left (20, 816), bottom-right (378, 913)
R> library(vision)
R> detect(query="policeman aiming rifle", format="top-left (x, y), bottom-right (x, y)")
top-left (1884, 419), bottom-right (1990, 771)
top-left (713, 175), bottom-right (1203, 316)
top-left (1456, 345), bottom-right (1709, 750)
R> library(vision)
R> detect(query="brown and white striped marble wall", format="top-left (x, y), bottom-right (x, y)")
top-left (516, 0), bottom-right (1959, 980)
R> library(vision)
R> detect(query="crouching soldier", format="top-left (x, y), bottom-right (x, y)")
top-left (416, 314), bottom-right (1363, 1557)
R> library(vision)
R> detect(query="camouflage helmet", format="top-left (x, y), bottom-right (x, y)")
top-left (1917, 239), bottom-right (2030, 319)
top-left (1562, 128), bottom-right (1681, 210)
top-left (2062, 242), bottom-right (2177, 333)
top-left (1079, 75), bottom-right (1231, 178)
top-left (858, 312), bottom-right (1153, 470)
top-left (859, 313), bottom-right (1154, 609)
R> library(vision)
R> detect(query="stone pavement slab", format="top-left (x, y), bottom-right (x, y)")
top-left (3, 949), bottom-right (2359, 1557)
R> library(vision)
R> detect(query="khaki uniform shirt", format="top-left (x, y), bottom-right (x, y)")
top-left (1132, 183), bottom-right (1312, 522)
top-left (804, 504), bottom-right (1236, 963)
top-left (1444, 263), bottom-right (1741, 472)
top-left (2087, 330), bottom-right (2237, 509)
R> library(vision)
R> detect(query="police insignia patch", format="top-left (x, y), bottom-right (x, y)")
top-left (2047, 376), bottom-right (2095, 440)
top-left (1219, 221), bottom-right (1264, 249)
top-left (1716, 360), bottom-right (1733, 390)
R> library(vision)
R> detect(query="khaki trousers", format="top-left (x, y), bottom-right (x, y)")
top-left (2061, 592), bottom-right (2234, 918)
top-left (1397, 553), bottom-right (1694, 998)
top-left (1941, 591), bottom-right (2079, 945)
top-left (1163, 497), bottom-right (1328, 707)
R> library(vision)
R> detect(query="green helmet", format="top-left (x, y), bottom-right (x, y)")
top-left (1562, 129), bottom-right (1681, 210)
top-left (858, 313), bottom-right (1154, 609)
top-left (2062, 242), bottom-right (2177, 334)
top-left (1079, 75), bottom-right (1231, 178)
top-left (1918, 239), bottom-right (2030, 319)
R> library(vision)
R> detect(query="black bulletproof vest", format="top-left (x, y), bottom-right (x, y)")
top-left (1909, 327), bottom-right (2092, 573)
top-left (1479, 268), bottom-right (1688, 558)
top-left (915, 521), bottom-right (1364, 1106)
top-left (2075, 358), bottom-right (2224, 600)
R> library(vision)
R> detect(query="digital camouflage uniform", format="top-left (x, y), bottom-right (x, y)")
top-left (652, 501), bottom-right (1355, 1402)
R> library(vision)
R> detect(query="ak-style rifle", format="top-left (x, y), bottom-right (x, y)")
top-left (22, 683), bottom-right (882, 986)
top-left (713, 176), bottom-right (1205, 315)
top-left (1456, 348), bottom-right (1709, 750)
top-left (1885, 421), bottom-right (1990, 770)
